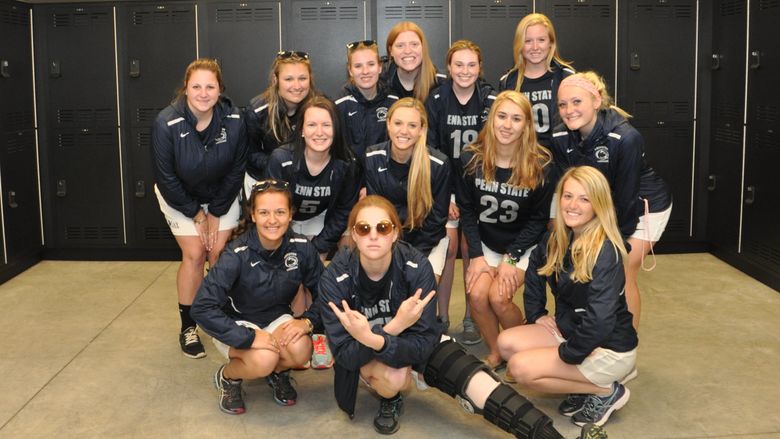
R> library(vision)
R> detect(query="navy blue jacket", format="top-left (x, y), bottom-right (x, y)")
top-left (335, 82), bottom-right (399, 158)
top-left (266, 144), bottom-right (361, 254)
top-left (379, 57), bottom-right (446, 100)
top-left (319, 241), bottom-right (439, 415)
top-left (524, 232), bottom-right (638, 365)
top-left (363, 141), bottom-right (451, 254)
top-left (244, 94), bottom-right (302, 180)
top-left (425, 78), bottom-right (497, 154)
top-left (152, 96), bottom-right (247, 218)
top-left (550, 109), bottom-right (672, 237)
top-left (191, 228), bottom-right (324, 350)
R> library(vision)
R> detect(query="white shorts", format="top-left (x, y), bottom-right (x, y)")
top-left (427, 236), bottom-right (450, 276)
top-left (550, 331), bottom-right (637, 388)
top-left (630, 203), bottom-right (672, 243)
top-left (212, 314), bottom-right (294, 359)
top-left (292, 210), bottom-right (326, 237)
top-left (154, 185), bottom-right (240, 236)
top-left (244, 173), bottom-right (258, 201)
top-left (481, 242), bottom-right (535, 271)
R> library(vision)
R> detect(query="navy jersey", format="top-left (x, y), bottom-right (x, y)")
top-left (335, 83), bottom-right (399, 158)
top-left (456, 150), bottom-right (554, 260)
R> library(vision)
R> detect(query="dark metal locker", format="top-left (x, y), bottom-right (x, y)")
top-left (454, 0), bottom-right (531, 87)
top-left (199, 0), bottom-right (280, 108)
top-left (286, 0), bottom-right (368, 98)
top-left (0, 2), bottom-right (34, 133)
top-left (376, 0), bottom-right (449, 69)
top-left (35, 4), bottom-right (123, 247)
top-left (540, 0), bottom-right (615, 88)
top-left (117, 2), bottom-right (196, 249)
top-left (706, 0), bottom-right (745, 254)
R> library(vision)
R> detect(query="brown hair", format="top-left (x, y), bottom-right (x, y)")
top-left (446, 39), bottom-right (483, 80)
top-left (175, 58), bottom-right (225, 99)
top-left (232, 181), bottom-right (294, 239)
top-left (262, 54), bottom-right (317, 142)
top-left (385, 21), bottom-right (438, 102)
top-left (509, 13), bottom-right (572, 92)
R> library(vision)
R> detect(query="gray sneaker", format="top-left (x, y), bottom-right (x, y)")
top-left (460, 317), bottom-right (482, 345)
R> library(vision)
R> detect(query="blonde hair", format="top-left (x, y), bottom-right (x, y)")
top-left (510, 13), bottom-right (572, 91)
top-left (262, 54), bottom-right (317, 143)
top-left (176, 58), bottom-right (225, 99)
top-left (386, 98), bottom-right (432, 230)
top-left (446, 39), bottom-right (483, 80)
top-left (346, 41), bottom-right (381, 82)
top-left (386, 21), bottom-right (438, 102)
top-left (538, 166), bottom-right (627, 282)
top-left (464, 91), bottom-right (551, 188)
top-left (566, 71), bottom-right (632, 119)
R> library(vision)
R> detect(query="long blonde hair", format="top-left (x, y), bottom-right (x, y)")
top-left (539, 166), bottom-right (627, 282)
top-left (510, 13), bottom-right (572, 91)
top-left (386, 98), bottom-right (432, 230)
top-left (464, 90), bottom-right (551, 188)
top-left (262, 54), bottom-right (317, 142)
top-left (565, 71), bottom-right (632, 119)
top-left (386, 21), bottom-right (438, 102)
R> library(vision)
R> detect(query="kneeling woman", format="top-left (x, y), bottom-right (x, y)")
top-left (498, 166), bottom-right (638, 427)
top-left (191, 180), bottom-right (324, 414)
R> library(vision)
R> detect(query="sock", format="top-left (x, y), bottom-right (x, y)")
top-left (179, 303), bottom-right (196, 332)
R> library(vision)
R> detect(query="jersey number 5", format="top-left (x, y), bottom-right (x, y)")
top-left (298, 199), bottom-right (320, 214)
top-left (479, 195), bottom-right (519, 223)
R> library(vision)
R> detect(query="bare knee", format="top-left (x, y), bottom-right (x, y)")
top-left (382, 366), bottom-right (412, 394)
top-left (488, 291), bottom-right (514, 315)
top-left (284, 336), bottom-right (313, 367)
top-left (240, 349), bottom-right (279, 379)
top-left (468, 286), bottom-right (490, 312)
top-left (507, 355), bottom-right (536, 386)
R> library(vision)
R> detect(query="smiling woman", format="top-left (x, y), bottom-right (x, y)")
top-left (381, 21), bottom-right (443, 102)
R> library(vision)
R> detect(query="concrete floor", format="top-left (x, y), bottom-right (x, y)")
top-left (0, 254), bottom-right (778, 439)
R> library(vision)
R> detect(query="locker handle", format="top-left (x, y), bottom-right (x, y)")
top-left (7, 191), bottom-right (18, 208)
top-left (129, 59), bottom-right (141, 78)
top-left (50, 60), bottom-right (61, 78)
top-left (0, 60), bottom-right (9, 78)
top-left (711, 54), bottom-right (721, 71)
top-left (630, 52), bottom-right (641, 70)
top-left (750, 50), bottom-right (761, 69)
top-left (744, 185), bottom-right (756, 205)
top-left (135, 180), bottom-right (146, 198)
top-left (706, 175), bottom-right (717, 192)
top-left (57, 179), bottom-right (67, 197)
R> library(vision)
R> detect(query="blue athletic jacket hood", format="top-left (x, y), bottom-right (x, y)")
top-left (152, 95), bottom-right (247, 218)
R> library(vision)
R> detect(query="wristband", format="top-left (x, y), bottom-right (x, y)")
top-left (504, 254), bottom-right (520, 266)
top-left (298, 317), bottom-right (314, 334)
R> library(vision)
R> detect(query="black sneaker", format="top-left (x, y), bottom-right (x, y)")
top-left (559, 393), bottom-right (588, 416)
top-left (579, 423), bottom-right (608, 439)
top-left (179, 326), bottom-right (206, 359)
top-left (572, 382), bottom-right (630, 427)
top-left (437, 317), bottom-right (450, 334)
top-left (213, 365), bottom-right (245, 415)
top-left (373, 393), bottom-right (404, 435)
top-left (267, 371), bottom-right (297, 406)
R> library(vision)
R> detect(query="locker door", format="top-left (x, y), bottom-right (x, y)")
top-left (376, 0), bottom-right (449, 68)
top-left (621, 0), bottom-right (697, 241)
top-left (287, 0), bottom-right (367, 98)
top-left (706, 0), bottom-right (745, 254)
top-left (36, 5), bottom-right (123, 248)
top-left (741, 0), bottom-right (780, 273)
top-left (454, 0), bottom-right (531, 87)
top-left (199, 0), bottom-right (280, 107)
top-left (539, 0), bottom-right (615, 88)
top-left (118, 2), bottom-right (196, 249)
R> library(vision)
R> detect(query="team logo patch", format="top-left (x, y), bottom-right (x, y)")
top-left (595, 145), bottom-right (609, 163)
top-left (480, 107), bottom-right (490, 123)
top-left (284, 252), bottom-right (299, 271)
top-left (376, 107), bottom-right (388, 122)
top-left (215, 127), bottom-right (227, 144)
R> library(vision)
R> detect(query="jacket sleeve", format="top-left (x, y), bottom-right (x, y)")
top-left (208, 117), bottom-right (247, 217)
top-left (425, 95), bottom-right (442, 149)
top-left (300, 243), bottom-right (326, 331)
top-left (313, 160), bottom-right (361, 254)
top-left (613, 130), bottom-right (643, 237)
top-left (506, 166), bottom-right (554, 260)
top-left (455, 158), bottom-right (484, 259)
top-left (415, 157), bottom-right (451, 249)
top-left (558, 244), bottom-right (624, 365)
top-left (151, 117), bottom-right (202, 218)
top-left (191, 248), bottom-right (256, 349)
top-left (265, 148), bottom-right (287, 181)
top-left (523, 241), bottom-right (550, 323)
top-left (244, 106), bottom-right (269, 178)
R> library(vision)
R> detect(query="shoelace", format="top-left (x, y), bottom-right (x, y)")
top-left (579, 394), bottom-right (609, 420)
top-left (313, 337), bottom-right (328, 355)
top-left (463, 320), bottom-right (476, 331)
top-left (224, 380), bottom-right (242, 403)
top-left (272, 373), bottom-right (297, 397)
top-left (380, 398), bottom-right (400, 417)
top-left (183, 328), bottom-right (200, 345)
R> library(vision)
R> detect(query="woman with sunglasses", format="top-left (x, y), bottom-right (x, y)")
top-left (498, 166), bottom-right (638, 427)
top-left (244, 51), bottom-right (317, 196)
top-left (499, 13), bottom-right (574, 148)
top-left (382, 21), bottom-right (445, 102)
top-left (152, 58), bottom-right (247, 360)
top-left (191, 179), bottom-right (324, 415)
top-left (552, 72), bottom-right (672, 330)
top-left (456, 90), bottom-right (554, 371)
top-left (363, 98), bottom-right (450, 283)
top-left (336, 40), bottom-right (399, 158)
top-left (425, 39), bottom-right (496, 339)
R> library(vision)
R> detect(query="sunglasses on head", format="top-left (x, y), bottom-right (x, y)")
top-left (352, 220), bottom-right (395, 237)
top-left (277, 50), bottom-right (309, 60)
top-left (251, 179), bottom-right (289, 194)
top-left (346, 40), bottom-right (377, 50)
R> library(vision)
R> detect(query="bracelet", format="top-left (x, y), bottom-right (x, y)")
top-left (300, 317), bottom-right (314, 334)
top-left (504, 255), bottom-right (519, 266)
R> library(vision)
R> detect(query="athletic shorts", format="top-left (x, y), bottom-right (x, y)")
top-left (551, 331), bottom-right (637, 388)
top-left (291, 210), bottom-right (326, 237)
top-left (154, 184), bottom-right (240, 236)
top-left (212, 314), bottom-right (294, 359)
top-left (481, 242), bottom-right (535, 271)
top-left (630, 203), bottom-right (672, 243)
top-left (244, 173), bottom-right (258, 201)
top-left (427, 236), bottom-right (450, 276)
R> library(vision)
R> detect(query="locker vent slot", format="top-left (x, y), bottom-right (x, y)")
top-left (136, 107), bottom-right (163, 124)
top-left (751, 130), bottom-right (779, 151)
top-left (672, 102), bottom-right (690, 116)
top-left (720, 0), bottom-right (745, 15)
top-left (384, 5), bottom-right (444, 20)
top-left (4, 111), bottom-right (34, 131)
top-left (0, 7), bottom-right (29, 26)
top-left (760, 0), bottom-right (780, 10)
top-left (57, 109), bottom-right (114, 126)
top-left (215, 7), bottom-right (274, 23)
top-left (57, 132), bottom-right (114, 148)
top-left (673, 126), bottom-right (689, 139)
top-left (469, 4), bottom-right (529, 19)
top-left (299, 5), bottom-right (358, 20)
top-left (53, 11), bottom-right (110, 28)
top-left (713, 126), bottom-right (742, 145)
top-left (744, 240), bottom-right (780, 269)
top-left (6, 134), bottom-right (32, 155)
top-left (133, 9), bottom-right (192, 26)
top-left (137, 132), bottom-right (151, 149)
top-left (632, 4), bottom-right (693, 19)
top-left (755, 105), bottom-right (779, 124)
top-left (66, 226), bottom-right (120, 241)
top-left (553, 4), bottom-right (611, 19)
top-left (144, 227), bottom-right (174, 240)
top-left (715, 102), bottom-right (742, 120)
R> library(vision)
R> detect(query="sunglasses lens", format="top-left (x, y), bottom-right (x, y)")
top-left (354, 222), bottom-right (371, 236)
top-left (376, 221), bottom-right (393, 235)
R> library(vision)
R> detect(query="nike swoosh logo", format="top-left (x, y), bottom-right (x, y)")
top-left (180, 132), bottom-right (190, 138)
top-left (378, 167), bottom-right (387, 172)
top-left (566, 148), bottom-right (574, 153)
top-left (348, 111), bottom-right (358, 117)
top-left (250, 261), bottom-right (260, 267)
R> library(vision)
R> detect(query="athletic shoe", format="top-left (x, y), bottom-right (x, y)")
top-left (179, 326), bottom-right (206, 359)
top-left (374, 393), bottom-right (404, 435)
top-left (437, 317), bottom-right (450, 334)
top-left (504, 368), bottom-right (516, 384)
top-left (621, 367), bottom-right (638, 384)
top-left (266, 370), bottom-right (297, 406)
top-left (461, 317), bottom-right (482, 345)
top-left (559, 393), bottom-right (588, 416)
top-left (579, 423), bottom-right (608, 439)
top-left (311, 333), bottom-right (334, 369)
top-left (572, 382), bottom-right (630, 427)
top-left (292, 360), bottom-right (311, 370)
top-left (213, 365), bottom-right (245, 415)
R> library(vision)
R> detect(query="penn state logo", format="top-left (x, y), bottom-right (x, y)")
top-left (595, 145), bottom-right (609, 163)
top-left (284, 252), bottom-right (299, 271)
top-left (480, 107), bottom-right (490, 123)
top-left (376, 107), bottom-right (388, 122)
top-left (215, 127), bottom-right (227, 144)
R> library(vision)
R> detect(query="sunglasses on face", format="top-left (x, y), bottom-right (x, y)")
top-left (346, 40), bottom-right (377, 50)
top-left (251, 179), bottom-right (289, 195)
top-left (277, 50), bottom-right (309, 60)
top-left (352, 220), bottom-right (395, 237)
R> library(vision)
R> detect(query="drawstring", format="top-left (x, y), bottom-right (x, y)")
top-left (640, 198), bottom-right (657, 271)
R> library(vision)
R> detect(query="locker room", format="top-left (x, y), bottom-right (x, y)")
top-left (0, 1), bottom-right (778, 438)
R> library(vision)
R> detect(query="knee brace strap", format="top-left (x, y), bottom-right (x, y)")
top-left (424, 339), bottom-right (491, 413)
top-left (484, 384), bottom-right (560, 439)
